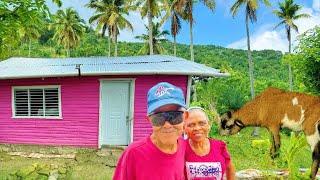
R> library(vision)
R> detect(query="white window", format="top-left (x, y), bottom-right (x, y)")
top-left (12, 86), bottom-right (61, 118)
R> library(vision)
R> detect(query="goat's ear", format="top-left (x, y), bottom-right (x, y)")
top-left (234, 119), bottom-right (244, 128)
top-left (226, 111), bottom-right (232, 118)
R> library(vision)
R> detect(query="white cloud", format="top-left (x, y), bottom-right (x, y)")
top-left (227, 1), bottom-right (320, 52)
top-left (227, 29), bottom-right (288, 52)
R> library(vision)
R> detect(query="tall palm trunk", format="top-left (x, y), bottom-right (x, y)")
top-left (245, 12), bottom-right (258, 136)
top-left (112, 25), bottom-right (118, 57)
top-left (66, 41), bottom-right (70, 57)
top-left (173, 35), bottom-right (177, 56)
top-left (102, 25), bottom-right (110, 57)
top-left (246, 14), bottom-right (255, 99)
top-left (67, 48), bottom-right (70, 57)
top-left (108, 32), bottom-right (111, 57)
top-left (147, 0), bottom-right (153, 55)
top-left (288, 26), bottom-right (293, 91)
top-left (28, 39), bottom-right (31, 57)
top-left (114, 35), bottom-right (118, 57)
top-left (190, 21), bottom-right (194, 61)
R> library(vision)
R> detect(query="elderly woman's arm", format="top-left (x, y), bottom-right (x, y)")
top-left (226, 160), bottom-right (236, 180)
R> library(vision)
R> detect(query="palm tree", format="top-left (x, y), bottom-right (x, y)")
top-left (50, 8), bottom-right (85, 57)
top-left (19, 11), bottom-right (44, 57)
top-left (88, 0), bottom-right (133, 57)
top-left (87, 0), bottom-right (113, 56)
top-left (183, 0), bottom-right (215, 61)
top-left (231, 0), bottom-right (270, 136)
top-left (128, 0), bottom-right (167, 55)
top-left (273, 0), bottom-right (310, 91)
top-left (161, 0), bottom-right (185, 56)
top-left (108, 5), bottom-right (133, 56)
top-left (135, 22), bottom-right (169, 54)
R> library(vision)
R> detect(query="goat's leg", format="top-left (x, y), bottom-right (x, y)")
top-left (269, 127), bottom-right (280, 159)
top-left (310, 141), bottom-right (320, 180)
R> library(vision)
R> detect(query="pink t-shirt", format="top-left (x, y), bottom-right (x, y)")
top-left (185, 139), bottom-right (231, 180)
top-left (113, 136), bottom-right (186, 180)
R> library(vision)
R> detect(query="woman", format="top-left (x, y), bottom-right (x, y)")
top-left (184, 107), bottom-right (235, 180)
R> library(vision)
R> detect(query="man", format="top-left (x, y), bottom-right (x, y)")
top-left (113, 82), bottom-right (188, 180)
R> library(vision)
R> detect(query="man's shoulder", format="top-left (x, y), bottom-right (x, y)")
top-left (124, 137), bottom-right (150, 153)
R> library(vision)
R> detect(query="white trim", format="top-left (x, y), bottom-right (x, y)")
top-left (98, 78), bottom-right (135, 148)
top-left (58, 86), bottom-right (62, 118)
top-left (186, 75), bottom-right (192, 107)
top-left (12, 85), bottom-right (60, 89)
top-left (11, 85), bottom-right (62, 119)
top-left (42, 89), bottom-right (45, 116)
top-left (129, 79), bottom-right (135, 144)
top-left (11, 116), bottom-right (63, 119)
top-left (27, 89), bottom-right (30, 116)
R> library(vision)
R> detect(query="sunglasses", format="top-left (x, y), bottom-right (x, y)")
top-left (149, 111), bottom-right (184, 126)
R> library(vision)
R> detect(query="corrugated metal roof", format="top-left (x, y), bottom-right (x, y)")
top-left (0, 55), bottom-right (229, 79)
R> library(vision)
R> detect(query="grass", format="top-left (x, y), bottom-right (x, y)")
top-left (213, 127), bottom-right (311, 172)
top-left (0, 127), bottom-right (312, 179)
top-left (0, 146), bottom-right (120, 180)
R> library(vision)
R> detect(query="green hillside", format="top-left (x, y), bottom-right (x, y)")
top-left (4, 30), bottom-right (289, 114)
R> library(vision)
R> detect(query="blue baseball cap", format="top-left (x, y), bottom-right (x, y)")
top-left (147, 82), bottom-right (186, 115)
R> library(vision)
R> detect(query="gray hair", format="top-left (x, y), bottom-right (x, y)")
top-left (187, 106), bottom-right (209, 122)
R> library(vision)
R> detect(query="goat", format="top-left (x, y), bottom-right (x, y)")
top-left (218, 87), bottom-right (320, 179)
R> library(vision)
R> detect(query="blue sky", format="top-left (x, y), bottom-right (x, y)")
top-left (47, 0), bottom-right (320, 52)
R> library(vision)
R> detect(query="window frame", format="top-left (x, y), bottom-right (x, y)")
top-left (11, 85), bottom-right (62, 119)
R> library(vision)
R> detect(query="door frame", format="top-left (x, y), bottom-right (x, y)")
top-left (98, 78), bottom-right (135, 148)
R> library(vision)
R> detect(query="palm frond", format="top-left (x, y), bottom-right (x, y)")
top-left (230, 0), bottom-right (243, 17)
top-left (171, 12), bottom-right (181, 36)
top-left (88, 13), bottom-right (105, 24)
top-left (293, 13), bottom-right (311, 20)
top-left (246, 4), bottom-right (257, 23)
top-left (291, 23), bottom-right (298, 33)
top-left (52, 0), bottom-right (62, 7)
top-left (274, 20), bottom-right (286, 30)
top-left (261, 0), bottom-right (271, 7)
top-left (201, 0), bottom-right (215, 10)
top-left (274, 0), bottom-right (310, 35)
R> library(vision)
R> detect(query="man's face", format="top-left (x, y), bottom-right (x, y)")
top-left (148, 104), bottom-right (186, 145)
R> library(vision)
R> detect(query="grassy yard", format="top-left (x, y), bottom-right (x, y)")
top-left (0, 145), bottom-right (120, 180)
top-left (0, 127), bottom-right (312, 179)
top-left (216, 127), bottom-right (311, 171)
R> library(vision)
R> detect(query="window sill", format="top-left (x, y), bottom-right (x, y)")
top-left (12, 116), bottom-right (63, 120)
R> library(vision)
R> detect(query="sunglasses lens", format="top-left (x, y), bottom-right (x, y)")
top-left (168, 111), bottom-right (183, 125)
top-left (150, 111), bottom-right (183, 126)
top-left (151, 115), bottom-right (165, 126)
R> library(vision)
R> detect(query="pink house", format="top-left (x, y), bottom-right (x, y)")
top-left (0, 55), bottom-right (227, 148)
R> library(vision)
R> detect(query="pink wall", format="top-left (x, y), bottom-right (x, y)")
top-left (0, 75), bottom-right (188, 147)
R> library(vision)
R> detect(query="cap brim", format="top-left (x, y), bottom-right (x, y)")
top-left (148, 98), bottom-right (186, 115)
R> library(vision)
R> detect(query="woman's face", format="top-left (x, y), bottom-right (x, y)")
top-left (185, 110), bottom-right (210, 142)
